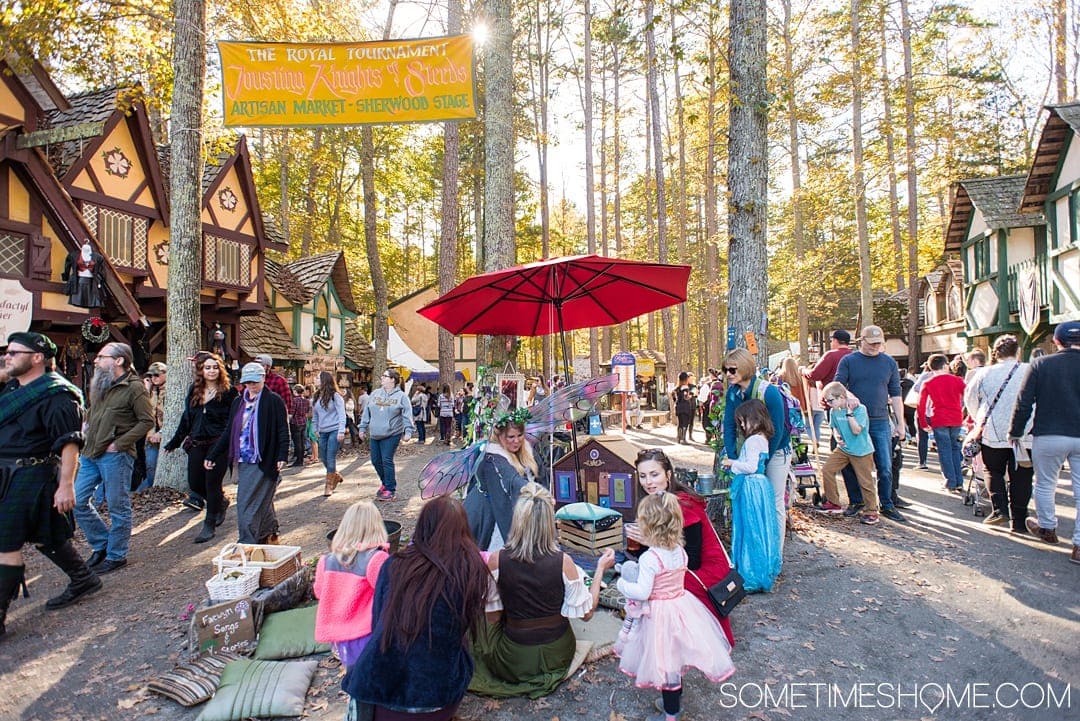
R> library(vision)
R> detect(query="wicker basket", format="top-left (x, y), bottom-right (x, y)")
top-left (206, 546), bottom-right (260, 602)
top-left (214, 543), bottom-right (302, 588)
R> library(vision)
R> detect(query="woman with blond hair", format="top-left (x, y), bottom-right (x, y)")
top-left (470, 483), bottom-right (615, 698)
top-left (464, 410), bottom-right (539, 551)
top-left (721, 347), bottom-right (792, 556)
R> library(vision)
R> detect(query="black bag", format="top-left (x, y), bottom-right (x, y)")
top-left (690, 567), bottom-right (747, 618)
top-left (687, 519), bottom-right (747, 618)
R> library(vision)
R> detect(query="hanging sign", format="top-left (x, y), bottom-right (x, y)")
top-left (611, 351), bottom-right (636, 393)
top-left (218, 35), bottom-right (477, 127)
top-left (0, 279), bottom-right (32, 339)
top-left (1017, 267), bottom-right (1040, 336)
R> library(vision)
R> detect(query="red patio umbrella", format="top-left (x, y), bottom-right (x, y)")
top-left (417, 254), bottom-right (691, 382)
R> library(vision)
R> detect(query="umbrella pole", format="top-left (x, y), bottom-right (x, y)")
top-left (557, 306), bottom-right (586, 502)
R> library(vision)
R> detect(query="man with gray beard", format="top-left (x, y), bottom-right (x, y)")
top-left (73, 343), bottom-right (152, 574)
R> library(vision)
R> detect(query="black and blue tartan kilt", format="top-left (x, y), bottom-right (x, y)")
top-left (0, 465), bottom-right (74, 552)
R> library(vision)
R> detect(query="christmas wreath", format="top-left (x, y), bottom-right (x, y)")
top-left (81, 317), bottom-right (110, 344)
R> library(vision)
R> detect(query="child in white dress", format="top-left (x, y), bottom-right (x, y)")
top-left (616, 492), bottom-right (735, 721)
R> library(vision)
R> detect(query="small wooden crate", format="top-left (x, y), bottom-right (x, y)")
top-left (558, 518), bottom-right (623, 555)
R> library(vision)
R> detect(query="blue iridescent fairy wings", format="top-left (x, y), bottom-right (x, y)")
top-left (416, 373), bottom-right (618, 499)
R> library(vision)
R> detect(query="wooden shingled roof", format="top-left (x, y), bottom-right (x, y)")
top-left (945, 175), bottom-right (1045, 252)
top-left (269, 251), bottom-right (358, 314)
top-left (239, 308), bottom-right (306, 361)
top-left (42, 87), bottom-right (127, 176)
top-left (1020, 103), bottom-right (1080, 213)
top-left (344, 321), bottom-right (375, 368)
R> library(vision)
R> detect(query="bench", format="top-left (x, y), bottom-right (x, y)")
top-left (597, 409), bottom-right (668, 429)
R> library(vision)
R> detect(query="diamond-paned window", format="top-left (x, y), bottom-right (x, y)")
top-left (80, 203), bottom-right (148, 271)
top-left (204, 235), bottom-right (252, 287)
top-left (0, 232), bottom-right (27, 276)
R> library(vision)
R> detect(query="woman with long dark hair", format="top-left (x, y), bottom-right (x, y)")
top-left (312, 371), bottom-right (347, 496)
top-left (164, 353), bottom-right (238, 543)
top-left (343, 496), bottom-right (491, 721)
top-left (627, 448), bottom-right (737, 648)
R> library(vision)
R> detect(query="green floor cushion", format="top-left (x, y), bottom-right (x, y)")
top-left (147, 652), bottom-right (244, 706)
top-left (253, 604), bottom-right (330, 660)
top-left (196, 659), bottom-right (318, 721)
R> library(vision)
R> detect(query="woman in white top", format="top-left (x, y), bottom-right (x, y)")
top-left (963, 335), bottom-right (1033, 533)
top-left (469, 482), bottom-right (615, 698)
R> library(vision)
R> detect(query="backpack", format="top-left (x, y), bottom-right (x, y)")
top-left (751, 377), bottom-right (805, 436)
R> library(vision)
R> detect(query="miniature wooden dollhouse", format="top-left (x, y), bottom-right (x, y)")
top-left (551, 436), bottom-right (643, 522)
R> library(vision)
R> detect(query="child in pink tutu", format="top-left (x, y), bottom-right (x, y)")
top-left (616, 491), bottom-right (735, 721)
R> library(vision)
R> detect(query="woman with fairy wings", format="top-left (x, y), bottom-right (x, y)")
top-left (417, 375), bottom-right (620, 551)
top-left (463, 407), bottom-right (538, 552)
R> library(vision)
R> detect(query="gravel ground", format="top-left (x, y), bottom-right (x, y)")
top-left (1, 425), bottom-right (1076, 721)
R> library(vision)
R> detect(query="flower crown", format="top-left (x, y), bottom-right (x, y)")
top-left (493, 407), bottom-right (531, 430)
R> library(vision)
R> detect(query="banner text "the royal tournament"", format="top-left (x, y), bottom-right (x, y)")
top-left (218, 35), bottom-right (476, 127)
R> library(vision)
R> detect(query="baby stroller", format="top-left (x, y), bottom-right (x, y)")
top-left (789, 435), bottom-right (821, 507)
top-left (961, 440), bottom-right (991, 517)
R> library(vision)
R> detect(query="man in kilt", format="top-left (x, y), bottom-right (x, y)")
top-left (0, 332), bottom-right (100, 639)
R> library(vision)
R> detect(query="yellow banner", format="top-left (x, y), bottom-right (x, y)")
top-left (218, 35), bottom-right (476, 127)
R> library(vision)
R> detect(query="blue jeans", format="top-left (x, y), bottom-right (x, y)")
top-left (369, 434), bottom-right (402, 493)
top-left (811, 410), bottom-right (825, 445)
top-left (841, 419), bottom-right (896, 510)
top-left (74, 452), bottom-right (135, 561)
top-left (918, 427), bottom-right (929, 465)
top-left (933, 426), bottom-right (964, 489)
top-left (318, 431), bottom-right (340, 473)
top-left (415, 416), bottom-right (427, 443)
top-left (137, 444), bottom-right (159, 492)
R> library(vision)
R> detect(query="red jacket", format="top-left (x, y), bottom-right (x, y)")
top-left (918, 373), bottom-right (966, 429)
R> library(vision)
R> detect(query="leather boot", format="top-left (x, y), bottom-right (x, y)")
top-left (194, 521), bottom-right (215, 544)
top-left (214, 496), bottom-right (230, 528)
top-left (36, 541), bottom-right (102, 610)
top-left (0, 564), bottom-right (28, 638)
top-left (324, 471), bottom-right (343, 497)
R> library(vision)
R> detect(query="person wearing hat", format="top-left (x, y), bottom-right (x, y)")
top-left (255, 353), bottom-right (292, 413)
top-left (834, 325), bottom-right (907, 522)
top-left (205, 361), bottom-right (289, 544)
top-left (0, 332), bottom-right (101, 639)
top-left (802, 330), bottom-right (853, 433)
top-left (138, 362), bottom-right (168, 492)
top-left (1009, 320), bottom-right (1080, 564)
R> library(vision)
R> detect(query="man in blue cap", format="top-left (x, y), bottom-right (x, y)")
top-left (1010, 321), bottom-right (1080, 565)
top-left (0, 332), bottom-right (100, 639)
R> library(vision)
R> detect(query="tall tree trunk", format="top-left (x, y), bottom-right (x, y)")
top-left (599, 41), bottom-right (612, 361)
top-left (363, 0), bottom-right (398, 379)
top-left (643, 92), bottom-right (657, 352)
top-left (301, 128), bottom-right (322, 256)
top-left (438, 0), bottom-right (463, 388)
top-left (158, 0), bottom-right (205, 491)
top-left (279, 129), bottom-right (290, 241)
top-left (672, 4), bottom-right (690, 373)
top-left (484, 0), bottom-right (516, 368)
top-left (727, 0), bottom-right (769, 360)
top-left (613, 29), bottom-right (628, 352)
top-left (528, 0), bottom-right (553, 378)
top-left (704, 4), bottom-right (721, 366)
top-left (851, 0), bottom-right (873, 326)
top-left (645, 0), bottom-right (673, 385)
top-left (901, 0), bottom-right (919, 369)
top-left (782, 0), bottom-right (809, 355)
top-left (1056, 0), bottom-right (1068, 102)
top-left (881, 2), bottom-right (904, 293)
top-left (584, 0), bottom-right (599, 378)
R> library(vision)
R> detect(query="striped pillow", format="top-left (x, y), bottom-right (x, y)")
top-left (147, 652), bottom-right (243, 706)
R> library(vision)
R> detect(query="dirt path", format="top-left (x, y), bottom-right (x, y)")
top-left (1, 429), bottom-right (1077, 721)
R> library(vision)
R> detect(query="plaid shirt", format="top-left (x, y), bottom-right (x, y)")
top-left (264, 370), bottom-right (292, 409)
top-left (289, 395), bottom-right (311, 426)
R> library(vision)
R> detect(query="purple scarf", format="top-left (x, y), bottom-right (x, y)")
top-left (228, 389), bottom-right (262, 464)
